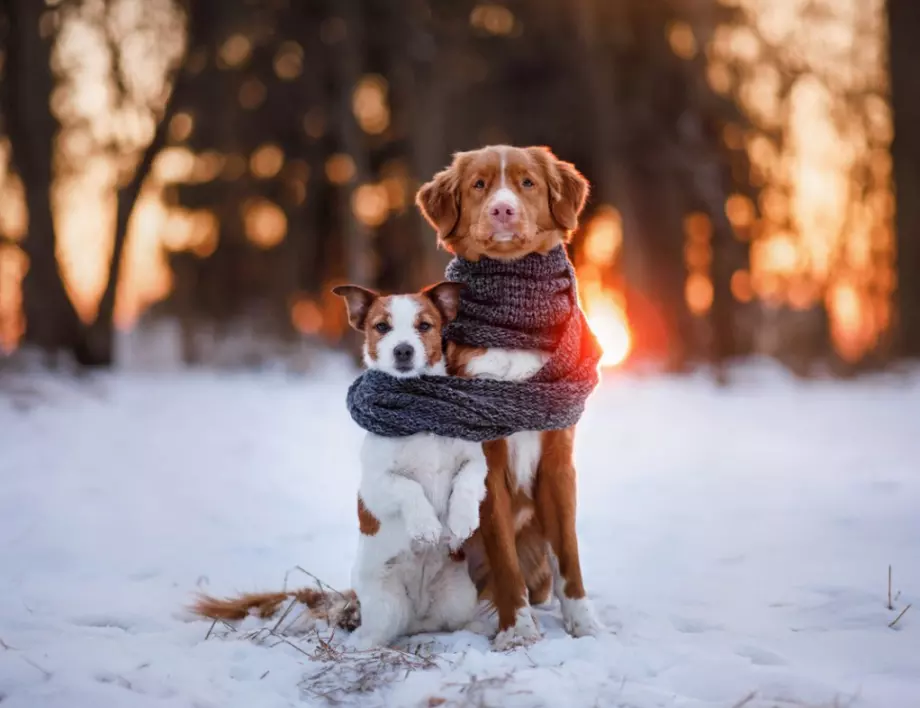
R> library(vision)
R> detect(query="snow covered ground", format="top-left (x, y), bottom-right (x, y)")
top-left (0, 362), bottom-right (918, 708)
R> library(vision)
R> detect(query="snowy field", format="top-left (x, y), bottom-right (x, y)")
top-left (0, 362), bottom-right (918, 708)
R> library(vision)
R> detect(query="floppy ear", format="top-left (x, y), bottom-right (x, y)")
top-left (422, 281), bottom-right (464, 323)
top-left (528, 146), bottom-right (590, 234)
top-left (332, 285), bottom-right (378, 331)
top-left (416, 163), bottom-right (461, 242)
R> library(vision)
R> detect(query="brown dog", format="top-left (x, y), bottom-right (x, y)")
top-left (416, 145), bottom-right (601, 648)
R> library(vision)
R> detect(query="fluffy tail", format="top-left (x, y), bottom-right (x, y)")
top-left (191, 587), bottom-right (361, 632)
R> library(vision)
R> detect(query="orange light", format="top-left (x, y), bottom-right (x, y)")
top-left (325, 153), bottom-right (356, 185)
top-left (242, 198), bottom-right (287, 248)
top-left (828, 282), bottom-right (867, 362)
top-left (730, 269), bottom-right (753, 303)
top-left (685, 273), bottom-right (714, 315)
top-left (352, 75), bottom-right (390, 135)
top-left (352, 183), bottom-right (389, 227)
top-left (582, 206), bottom-right (622, 266)
top-left (250, 143), bottom-right (284, 179)
top-left (667, 21), bottom-right (697, 60)
top-left (725, 193), bottom-right (755, 228)
top-left (583, 291), bottom-right (631, 367)
top-left (219, 34), bottom-right (251, 69)
top-left (292, 297), bottom-right (323, 334)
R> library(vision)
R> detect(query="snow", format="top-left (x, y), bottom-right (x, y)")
top-left (0, 362), bottom-right (918, 707)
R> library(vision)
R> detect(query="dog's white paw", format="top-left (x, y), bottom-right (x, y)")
top-left (347, 628), bottom-right (386, 652)
top-left (561, 597), bottom-right (603, 638)
top-left (403, 508), bottom-right (442, 546)
top-left (492, 608), bottom-right (541, 651)
top-left (445, 507), bottom-right (479, 550)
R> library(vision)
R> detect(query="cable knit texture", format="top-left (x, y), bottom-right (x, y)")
top-left (346, 246), bottom-right (602, 442)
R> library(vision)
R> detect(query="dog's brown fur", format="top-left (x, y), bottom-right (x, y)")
top-left (417, 145), bottom-right (591, 633)
top-left (191, 587), bottom-right (360, 631)
top-left (357, 496), bottom-right (380, 536)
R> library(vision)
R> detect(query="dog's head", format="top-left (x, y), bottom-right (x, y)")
top-left (415, 145), bottom-right (589, 261)
top-left (333, 282), bottom-right (464, 377)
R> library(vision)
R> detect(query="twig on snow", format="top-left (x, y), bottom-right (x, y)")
top-left (889, 603), bottom-right (912, 629)
top-left (730, 692), bottom-right (757, 708)
top-left (271, 596), bottom-right (300, 634)
top-left (22, 657), bottom-right (52, 680)
top-left (888, 565), bottom-right (893, 611)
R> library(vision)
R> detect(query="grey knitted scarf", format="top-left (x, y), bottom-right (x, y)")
top-left (346, 246), bottom-right (602, 442)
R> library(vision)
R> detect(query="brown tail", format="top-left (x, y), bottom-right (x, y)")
top-left (191, 587), bottom-right (361, 632)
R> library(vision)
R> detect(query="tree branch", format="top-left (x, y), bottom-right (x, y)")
top-left (90, 64), bottom-right (187, 338)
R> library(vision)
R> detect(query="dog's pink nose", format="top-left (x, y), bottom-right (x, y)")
top-left (489, 201), bottom-right (516, 225)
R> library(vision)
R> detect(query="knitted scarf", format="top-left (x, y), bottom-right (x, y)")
top-left (346, 246), bottom-right (602, 442)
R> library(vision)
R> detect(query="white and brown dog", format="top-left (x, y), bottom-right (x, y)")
top-left (416, 145), bottom-right (602, 649)
top-left (332, 282), bottom-right (488, 650)
top-left (189, 283), bottom-right (486, 648)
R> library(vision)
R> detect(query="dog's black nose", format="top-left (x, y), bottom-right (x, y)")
top-left (393, 343), bottom-right (415, 366)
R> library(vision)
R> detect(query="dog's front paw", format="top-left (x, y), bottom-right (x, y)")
top-left (445, 506), bottom-right (479, 551)
top-left (403, 508), bottom-right (442, 546)
top-left (562, 597), bottom-right (603, 638)
top-left (347, 628), bottom-right (385, 652)
top-left (492, 609), bottom-right (541, 651)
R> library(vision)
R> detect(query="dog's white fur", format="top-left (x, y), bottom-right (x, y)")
top-left (348, 294), bottom-right (488, 651)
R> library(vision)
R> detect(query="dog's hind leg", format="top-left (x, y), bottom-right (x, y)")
top-left (413, 558), bottom-right (481, 634)
top-left (349, 576), bottom-right (412, 651)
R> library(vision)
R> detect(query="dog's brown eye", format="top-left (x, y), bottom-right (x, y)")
top-left (418, 322), bottom-right (432, 332)
top-left (473, 179), bottom-right (485, 190)
top-left (374, 322), bottom-right (391, 334)
top-left (522, 178), bottom-right (534, 188)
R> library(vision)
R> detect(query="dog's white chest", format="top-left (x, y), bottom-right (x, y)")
top-left (464, 348), bottom-right (549, 381)
top-left (506, 430), bottom-right (542, 492)
top-left (466, 347), bottom-right (549, 494)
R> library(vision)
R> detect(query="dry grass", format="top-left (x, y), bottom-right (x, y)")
top-left (439, 671), bottom-right (526, 708)
top-left (201, 568), bottom-right (446, 705)
top-left (300, 640), bottom-right (442, 705)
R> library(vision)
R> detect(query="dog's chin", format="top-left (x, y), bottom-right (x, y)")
top-left (373, 361), bottom-right (432, 379)
top-left (387, 365), bottom-right (424, 379)
top-left (481, 228), bottom-right (542, 259)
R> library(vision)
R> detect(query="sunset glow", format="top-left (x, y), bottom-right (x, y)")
top-left (584, 292), bottom-right (632, 368)
top-left (577, 205), bottom-right (632, 368)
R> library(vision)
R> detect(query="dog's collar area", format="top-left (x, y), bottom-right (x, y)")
top-left (444, 246), bottom-right (577, 355)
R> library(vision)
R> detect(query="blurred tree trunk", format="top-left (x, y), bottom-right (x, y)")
top-left (888, 0), bottom-right (920, 358)
top-left (328, 0), bottom-right (373, 288)
top-left (85, 62), bottom-right (187, 366)
top-left (1, 0), bottom-right (87, 363)
top-left (383, 0), bottom-right (451, 288)
top-left (682, 130), bottom-right (739, 376)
